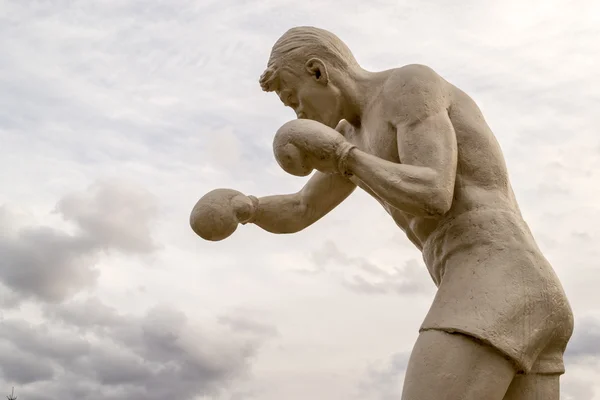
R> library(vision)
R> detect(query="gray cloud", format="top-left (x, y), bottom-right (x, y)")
top-left (0, 343), bottom-right (55, 385)
top-left (0, 318), bottom-right (90, 363)
top-left (0, 224), bottom-right (99, 302)
top-left (0, 181), bottom-right (158, 303)
top-left (0, 298), bottom-right (272, 400)
top-left (46, 297), bottom-right (128, 330)
top-left (565, 316), bottom-right (600, 364)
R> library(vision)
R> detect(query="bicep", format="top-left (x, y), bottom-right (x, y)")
top-left (299, 171), bottom-right (356, 224)
top-left (384, 66), bottom-right (457, 179)
top-left (396, 110), bottom-right (458, 193)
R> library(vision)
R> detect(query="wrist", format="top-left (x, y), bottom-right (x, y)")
top-left (241, 195), bottom-right (260, 225)
top-left (337, 142), bottom-right (357, 177)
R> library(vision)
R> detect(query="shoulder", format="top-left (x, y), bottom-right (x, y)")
top-left (382, 64), bottom-right (446, 92)
top-left (381, 64), bottom-right (452, 125)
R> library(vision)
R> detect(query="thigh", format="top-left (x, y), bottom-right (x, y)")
top-left (401, 330), bottom-right (516, 400)
top-left (502, 374), bottom-right (560, 400)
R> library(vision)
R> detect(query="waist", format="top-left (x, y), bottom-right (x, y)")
top-left (422, 208), bottom-right (541, 284)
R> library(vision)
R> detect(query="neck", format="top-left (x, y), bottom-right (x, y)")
top-left (339, 66), bottom-right (379, 127)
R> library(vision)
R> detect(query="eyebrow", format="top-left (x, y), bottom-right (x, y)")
top-left (276, 69), bottom-right (296, 93)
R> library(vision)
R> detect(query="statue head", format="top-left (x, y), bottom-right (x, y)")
top-left (259, 26), bottom-right (361, 128)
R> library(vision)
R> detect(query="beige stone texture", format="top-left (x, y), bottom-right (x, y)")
top-left (190, 26), bottom-right (573, 399)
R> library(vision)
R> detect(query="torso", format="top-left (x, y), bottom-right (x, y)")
top-left (341, 65), bottom-right (524, 250)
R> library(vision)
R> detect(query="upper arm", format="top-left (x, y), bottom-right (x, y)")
top-left (299, 171), bottom-right (356, 226)
top-left (385, 65), bottom-right (458, 207)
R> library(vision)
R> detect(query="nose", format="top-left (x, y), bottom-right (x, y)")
top-left (296, 109), bottom-right (306, 119)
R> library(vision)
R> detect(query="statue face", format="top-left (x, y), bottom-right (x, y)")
top-left (275, 67), bottom-right (343, 129)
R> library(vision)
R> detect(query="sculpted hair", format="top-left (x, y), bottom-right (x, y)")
top-left (259, 26), bottom-right (359, 92)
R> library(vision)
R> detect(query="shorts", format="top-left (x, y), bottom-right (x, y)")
top-left (420, 208), bottom-right (574, 374)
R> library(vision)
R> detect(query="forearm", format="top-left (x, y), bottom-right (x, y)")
top-left (344, 149), bottom-right (451, 217)
top-left (247, 171), bottom-right (355, 234)
top-left (247, 193), bottom-right (309, 234)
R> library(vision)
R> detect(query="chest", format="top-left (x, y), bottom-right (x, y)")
top-left (341, 113), bottom-right (400, 202)
top-left (341, 112), bottom-right (419, 230)
top-left (343, 113), bottom-right (400, 163)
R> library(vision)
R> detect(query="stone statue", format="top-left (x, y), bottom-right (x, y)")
top-left (190, 26), bottom-right (574, 399)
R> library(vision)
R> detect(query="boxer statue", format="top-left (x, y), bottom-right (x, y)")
top-left (190, 26), bottom-right (573, 399)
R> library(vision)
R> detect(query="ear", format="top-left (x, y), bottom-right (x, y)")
top-left (305, 58), bottom-right (329, 85)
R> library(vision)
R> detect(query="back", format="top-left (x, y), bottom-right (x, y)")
top-left (391, 71), bottom-right (527, 248)
top-left (444, 83), bottom-right (522, 217)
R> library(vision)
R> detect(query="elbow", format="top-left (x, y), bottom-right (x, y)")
top-left (424, 189), bottom-right (453, 217)
top-left (428, 201), bottom-right (451, 217)
top-left (288, 208), bottom-right (311, 233)
top-left (276, 224), bottom-right (305, 234)
top-left (278, 201), bottom-right (311, 234)
top-left (261, 218), bottom-right (307, 235)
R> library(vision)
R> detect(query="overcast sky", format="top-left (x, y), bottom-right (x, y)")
top-left (1, 0), bottom-right (599, 399)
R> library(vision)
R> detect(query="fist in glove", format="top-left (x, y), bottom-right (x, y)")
top-left (189, 189), bottom-right (257, 241)
top-left (272, 119), bottom-right (356, 177)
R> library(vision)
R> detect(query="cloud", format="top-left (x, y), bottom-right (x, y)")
top-left (55, 180), bottom-right (159, 253)
top-left (357, 352), bottom-right (410, 400)
top-left (0, 180), bottom-right (158, 303)
top-left (0, 297), bottom-right (271, 400)
top-left (0, 343), bottom-right (55, 385)
top-left (565, 316), bottom-right (600, 364)
top-left (205, 126), bottom-right (244, 169)
top-left (309, 240), bottom-right (433, 296)
top-left (218, 310), bottom-right (279, 338)
top-left (0, 318), bottom-right (90, 363)
top-left (1, 0), bottom-right (599, 399)
top-left (562, 377), bottom-right (597, 400)
top-left (0, 224), bottom-right (99, 303)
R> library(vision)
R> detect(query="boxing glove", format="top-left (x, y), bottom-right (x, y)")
top-left (273, 119), bottom-right (356, 177)
top-left (189, 189), bottom-right (257, 241)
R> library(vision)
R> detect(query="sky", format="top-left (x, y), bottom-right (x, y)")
top-left (0, 0), bottom-right (599, 399)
